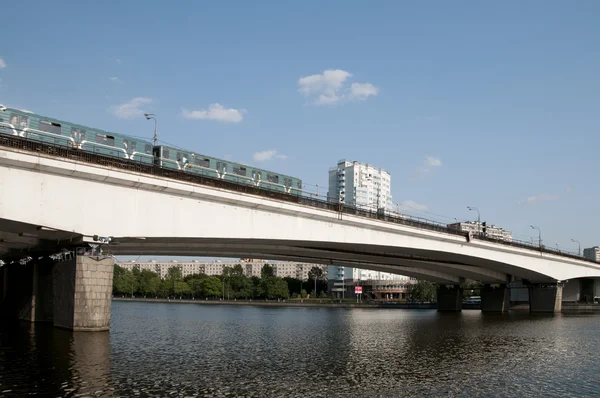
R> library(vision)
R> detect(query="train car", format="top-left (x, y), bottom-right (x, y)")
top-left (155, 145), bottom-right (302, 194)
top-left (0, 106), bottom-right (154, 164)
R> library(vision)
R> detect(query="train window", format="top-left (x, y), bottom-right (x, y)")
top-left (283, 177), bottom-right (292, 187)
top-left (71, 127), bottom-right (86, 141)
top-left (267, 174), bottom-right (279, 183)
top-left (10, 114), bottom-right (29, 128)
top-left (39, 120), bottom-right (62, 135)
top-left (194, 157), bottom-right (210, 167)
top-left (95, 133), bottom-right (115, 146)
top-left (233, 166), bottom-right (247, 176)
top-left (297, 181), bottom-right (302, 188)
top-left (252, 170), bottom-right (262, 180)
top-left (163, 148), bottom-right (170, 159)
top-left (216, 161), bottom-right (228, 173)
top-left (145, 144), bottom-right (152, 154)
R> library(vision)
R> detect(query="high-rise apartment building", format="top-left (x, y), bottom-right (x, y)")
top-left (327, 159), bottom-right (393, 212)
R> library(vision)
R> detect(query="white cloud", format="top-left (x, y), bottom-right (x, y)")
top-left (252, 150), bottom-right (288, 162)
top-left (298, 69), bottom-right (378, 105)
top-left (110, 97), bottom-right (152, 120)
top-left (400, 200), bottom-right (428, 212)
top-left (518, 194), bottom-right (559, 205)
top-left (0, 58), bottom-right (6, 69)
top-left (182, 103), bottom-right (244, 123)
top-left (109, 77), bottom-right (122, 83)
top-left (416, 156), bottom-right (442, 174)
top-left (349, 82), bottom-right (379, 100)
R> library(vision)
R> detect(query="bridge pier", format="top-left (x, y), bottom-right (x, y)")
top-left (481, 284), bottom-right (510, 312)
top-left (436, 285), bottom-right (462, 312)
top-left (528, 283), bottom-right (563, 313)
top-left (0, 255), bottom-right (114, 331)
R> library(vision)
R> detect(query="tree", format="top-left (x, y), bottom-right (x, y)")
top-left (261, 264), bottom-right (275, 278)
top-left (408, 281), bottom-right (437, 302)
top-left (113, 265), bottom-right (136, 296)
top-left (201, 276), bottom-right (223, 297)
top-left (139, 269), bottom-right (161, 297)
top-left (308, 266), bottom-right (324, 296)
top-left (165, 267), bottom-right (183, 297)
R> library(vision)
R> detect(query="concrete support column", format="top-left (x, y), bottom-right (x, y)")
top-left (53, 255), bottom-right (114, 331)
top-left (528, 283), bottom-right (563, 313)
top-left (481, 284), bottom-right (510, 312)
top-left (437, 285), bottom-right (462, 312)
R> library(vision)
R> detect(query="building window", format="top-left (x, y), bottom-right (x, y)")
top-left (71, 127), bottom-right (86, 141)
top-left (10, 114), bottom-right (29, 128)
top-left (267, 174), bottom-right (279, 183)
top-left (233, 166), bottom-right (247, 176)
top-left (194, 157), bottom-right (210, 167)
top-left (39, 120), bottom-right (62, 135)
top-left (95, 133), bottom-right (115, 146)
top-left (216, 161), bottom-right (228, 173)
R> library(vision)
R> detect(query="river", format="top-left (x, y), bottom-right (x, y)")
top-left (1, 301), bottom-right (599, 397)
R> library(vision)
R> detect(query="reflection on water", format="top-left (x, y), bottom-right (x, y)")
top-left (1, 302), bottom-right (599, 397)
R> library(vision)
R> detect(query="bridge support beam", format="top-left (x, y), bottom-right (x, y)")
top-left (528, 283), bottom-right (563, 313)
top-left (436, 285), bottom-right (462, 312)
top-left (481, 284), bottom-right (510, 312)
top-left (53, 255), bottom-right (114, 331)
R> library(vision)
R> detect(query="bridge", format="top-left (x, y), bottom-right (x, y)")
top-left (1, 135), bottom-right (599, 331)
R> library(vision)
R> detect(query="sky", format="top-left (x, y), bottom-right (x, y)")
top-left (1, 1), bottom-right (599, 257)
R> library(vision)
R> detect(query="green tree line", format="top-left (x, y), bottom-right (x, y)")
top-left (113, 263), bottom-right (328, 300)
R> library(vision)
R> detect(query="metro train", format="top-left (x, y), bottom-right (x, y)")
top-left (0, 106), bottom-right (302, 194)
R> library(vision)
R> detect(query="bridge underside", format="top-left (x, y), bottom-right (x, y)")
top-left (1, 217), bottom-right (556, 284)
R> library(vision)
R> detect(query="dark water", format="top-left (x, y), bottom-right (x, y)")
top-left (1, 302), bottom-right (599, 397)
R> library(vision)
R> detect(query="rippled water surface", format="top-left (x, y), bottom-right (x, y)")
top-left (1, 302), bottom-right (600, 397)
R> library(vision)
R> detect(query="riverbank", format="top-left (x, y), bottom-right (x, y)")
top-left (112, 297), bottom-right (600, 312)
top-left (112, 297), bottom-right (439, 309)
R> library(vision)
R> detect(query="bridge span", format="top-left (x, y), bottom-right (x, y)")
top-left (1, 138), bottom-right (600, 331)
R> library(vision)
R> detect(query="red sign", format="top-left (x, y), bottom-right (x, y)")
top-left (355, 286), bottom-right (363, 294)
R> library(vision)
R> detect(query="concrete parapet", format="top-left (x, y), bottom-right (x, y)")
top-left (481, 284), bottom-right (510, 312)
top-left (528, 283), bottom-right (563, 313)
top-left (437, 285), bottom-right (462, 312)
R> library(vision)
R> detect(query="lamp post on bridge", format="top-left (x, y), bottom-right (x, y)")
top-left (571, 239), bottom-right (581, 256)
top-left (467, 206), bottom-right (480, 233)
top-left (530, 225), bottom-right (542, 250)
top-left (144, 113), bottom-right (158, 147)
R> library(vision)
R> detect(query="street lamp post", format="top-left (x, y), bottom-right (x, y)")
top-left (144, 113), bottom-right (158, 147)
top-left (530, 225), bottom-right (542, 250)
top-left (571, 239), bottom-right (581, 256)
top-left (467, 206), bottom-right (480, 233)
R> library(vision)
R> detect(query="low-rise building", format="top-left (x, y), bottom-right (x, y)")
top-left (583, 246), bottom-right (600, 262)
top-left (117, 260), bottom-right (328, 280)
top-left (447, 221), bottom-right (513, 242)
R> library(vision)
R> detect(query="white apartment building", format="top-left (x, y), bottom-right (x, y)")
top-left (327, 265), bottom-right (413, 297)
top-left (583, 247), bottom-right (600, 262)
top-left (328, 159), bottom-right (393, 212)
top-left (117, 260), bottom-right (328, 280)
top-left (447, 221), bottom-right (513, 242)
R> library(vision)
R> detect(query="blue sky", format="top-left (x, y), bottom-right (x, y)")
top-left (1, 1), bottom-right (599, 254)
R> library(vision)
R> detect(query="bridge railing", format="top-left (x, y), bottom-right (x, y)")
top-left (0, 132), bottom-right (595, 265)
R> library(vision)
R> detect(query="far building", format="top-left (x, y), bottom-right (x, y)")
top-left (583, 247), bottom-right (600, 262)
top-left (327, 265), bottom-right (416, 299)
top-left (447, 221), bottom-right (513, 242)
top-left (327, 159), bottom-right (393, 213)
